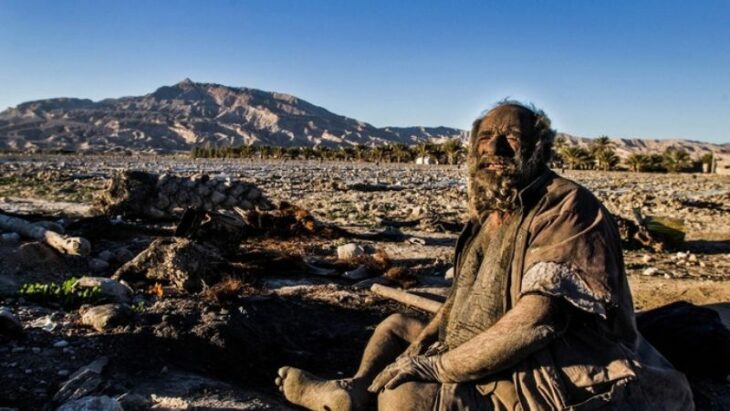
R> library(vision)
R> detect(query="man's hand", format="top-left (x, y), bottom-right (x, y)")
top-left (368, 355), bottom-right (441, 392)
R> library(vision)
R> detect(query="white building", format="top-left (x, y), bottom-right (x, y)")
top-left (712, 152), bottom-right (730, 175)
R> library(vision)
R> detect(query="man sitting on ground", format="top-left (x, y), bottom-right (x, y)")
top-left (275, 102), bottom-right (694, 410)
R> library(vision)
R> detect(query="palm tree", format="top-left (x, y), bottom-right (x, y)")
top-left (594, 148), bottom-right (619, 171)
top-left (391, 143), bottom-right (411, 163)
top-left (589, 136), bottom-right (613, 155)
top-left (552, 136), bottom-right (567, 167)
top-left (442, 139), bottom-right (464, 165)
top-left (625, 154), bottom-right (650, 172)
top-left (560, 147), bottom-right (592, 170)
top-left (662, 148), bottom-right (691, 172)
top-left (370, 145), bottom-right (388, 163)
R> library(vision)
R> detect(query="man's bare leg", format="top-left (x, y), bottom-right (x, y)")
top-left (276, 313), bottom-right (426, 411)
top-left (377, 381), bottom-right (440, 411)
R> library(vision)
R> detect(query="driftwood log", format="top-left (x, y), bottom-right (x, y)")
top-left (0, 213), bottom-right (90, 256)
top-left (370, 284), bottom-right (442, 314)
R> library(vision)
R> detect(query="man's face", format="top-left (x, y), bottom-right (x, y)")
top-left (467, 104), bottom-right (540, 218)
top-left (474, 105), bottom-right (537, 175)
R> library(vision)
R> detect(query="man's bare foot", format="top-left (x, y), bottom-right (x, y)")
top-left (275, 366), bottom-right (369, 411)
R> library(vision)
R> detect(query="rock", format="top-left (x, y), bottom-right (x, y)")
top-left (17, 242), bottom-right (63, 266)
top-left (81, 304), bottom-right (133, 332)
top-left (637, 301), bottom-right (730, 379)
top-left (115, 393), bottom-right (150, 411)
top-left (88, 258), bottom-right (109, 273)
top-left (342, 265), bottom-right (372, 281)
top-left (641, 254), bottom-right (654, 264)
top-left (0, 307), bottom-right (23, 339)
top-left (1, 232), bottom-right (20, 245)
top-left (74, 277), bottom-right (132, 304)
top-left (53, 357), bottom-right (108, 403)
top-left (56, 396), bottom-right (122, 411)
top-left (642, 267), bottom-right (660, 276)
top-left (33, 220), bottom-right (65, 234)
top-left (96, 250), bottom-right (113, 262)
top-left (112, 238), bottom-right (225, 293)
top-left (112, 247), bottom-right (135, 264)
top-left (337, 243), bottom-right (365, 260)
top-left (444, 267), bottom-right (455, 280)
top-left (53, 340), bottom-right (69, 348)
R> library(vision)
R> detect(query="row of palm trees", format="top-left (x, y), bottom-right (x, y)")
top-left (191, 137), bottom-right (708, 173)
top-left (553, 136), bottom-right (703, 172)
top-left (191, 139), bottom-right (467, 165)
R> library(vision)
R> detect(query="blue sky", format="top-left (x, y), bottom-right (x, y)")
top-left (1, 0), bottom-right (728, 143)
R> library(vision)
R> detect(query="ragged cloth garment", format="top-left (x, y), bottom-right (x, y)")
top-left (434, 170), bottom-right (694, 411)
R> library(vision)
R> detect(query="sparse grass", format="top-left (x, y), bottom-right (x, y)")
top-left (0, 175), bottom-right (98, 203)
top-left (18, 277), bottom-right (102, 309)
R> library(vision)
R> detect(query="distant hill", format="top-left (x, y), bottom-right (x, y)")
top-left (0, 79), bottom-right (726, 155)
top-left (0, 79), bottom-right (466, 153)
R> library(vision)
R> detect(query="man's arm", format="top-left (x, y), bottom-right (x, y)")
top-left (435, 293), bottom-right (568, 382)
top-left (400, 297), bottom-right (450, 357)
top-left (369, 294), bottom-right (568, 391)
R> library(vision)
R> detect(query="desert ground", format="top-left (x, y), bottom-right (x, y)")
top-left (0, 154), bottom-right (729, 410)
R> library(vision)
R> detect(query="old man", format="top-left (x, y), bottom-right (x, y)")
top-left (275, 102), bottom-right (694, 410)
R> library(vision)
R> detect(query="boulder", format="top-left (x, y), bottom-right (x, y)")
top-left (73, 277), bottom-right (132, 304)
top-left (81, 304), bottom-right (133, 332)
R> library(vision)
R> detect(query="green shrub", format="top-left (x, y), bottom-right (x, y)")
top-left (18, 277), bottom-right (102, 309)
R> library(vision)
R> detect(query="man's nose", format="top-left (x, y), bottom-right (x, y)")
top-left (479, 135), bottom-right (513, 157)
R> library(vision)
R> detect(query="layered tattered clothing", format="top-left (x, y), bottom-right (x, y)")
top-left (437, 170), bottom-right (693, 410)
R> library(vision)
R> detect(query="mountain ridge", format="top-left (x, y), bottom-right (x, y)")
top-left (0, 79), bottom-right (727, 156)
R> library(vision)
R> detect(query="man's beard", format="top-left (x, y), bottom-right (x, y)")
top-left (467, 148), bottom-right (543, 222)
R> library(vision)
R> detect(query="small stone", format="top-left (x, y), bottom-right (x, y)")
top-left (56, 395), bottom-right (123, 411)
top-left (688, 254), bottom-right (698, 263)
top-left (116, 393), bottom-right (150, 411)
top-left (112, 248), bottom-right (135, 264)
top-left (58, 369), bottom-right (70, 377)
top-left (88, 258), bottom-right (110, 273)
top-left (642, 267), bottom-right (660, 276)
top-left (81, 304), bottom-right (133, 332)
top-left (97, 250), bottom-right (113, 262)
top-left (0, 232), bottom-right (20, 245)
top-left (11, 347), bottom-right (25, 353)
top-left (54, 340), bottom-right (69, 348)
top-left (342, 265), bottom-right (372, 281)
top-left (675, 251), bottom-right (688, 260)
top-left (445, 267), bottom-right (455, 280)
top-left (641, 254), bottom-right (654, 264)
top-left (0, 307), bottom-right (23, 339)
top-left (337, 243), bottom-right (365, 260)
top-left (32, 347), bottom-right (41, 353)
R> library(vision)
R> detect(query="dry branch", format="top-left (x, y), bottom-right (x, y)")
top-left (370, 284), bottom-right (443, 314)
top-left (0, 213), bottom-right (90, 256)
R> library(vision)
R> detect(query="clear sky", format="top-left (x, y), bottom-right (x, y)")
top-left (1, 0), bottom-right (729, 143)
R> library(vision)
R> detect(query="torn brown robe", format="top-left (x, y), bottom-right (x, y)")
top-left (436, 170), bottom-right (694, 410)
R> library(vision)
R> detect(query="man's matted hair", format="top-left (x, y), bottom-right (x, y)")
top-left (469, 99), bottom-right (556, 166)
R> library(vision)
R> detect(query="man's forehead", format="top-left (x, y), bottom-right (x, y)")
top-left (478, 105), bottom-right (536, 133)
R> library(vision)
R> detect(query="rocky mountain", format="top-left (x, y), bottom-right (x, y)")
top-left (0, 79), bottom-right (726, 155)
top-left (0, 79), bottom-right (467, 153)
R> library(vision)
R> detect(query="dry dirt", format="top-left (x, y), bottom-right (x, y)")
top-left (0, 155), bottom-right (728, 410)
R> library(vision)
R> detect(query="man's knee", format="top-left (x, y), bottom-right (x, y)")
top-left (375, 313), bottom-right (424, 342)
top-left (377, 381), bottom-right (439, 411)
